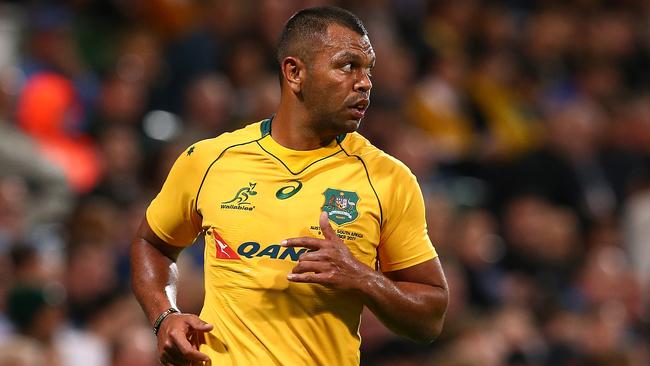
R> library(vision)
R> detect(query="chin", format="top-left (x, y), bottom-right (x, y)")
top-left (318, 117), bottom-right (361, 136)
top-left (342, 119), bottom-right (361, 133)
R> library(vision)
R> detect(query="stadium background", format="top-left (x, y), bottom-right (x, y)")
top-left (0, 0), bottom-right (648, 365)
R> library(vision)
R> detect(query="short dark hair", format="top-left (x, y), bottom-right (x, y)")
top-left (277, 6), bottom-right (367, 66)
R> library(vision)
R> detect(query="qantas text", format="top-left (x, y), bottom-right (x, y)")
top-left (236, 242), bottom-right (311, 261)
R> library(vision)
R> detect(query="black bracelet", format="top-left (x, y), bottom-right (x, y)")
top-left (153, 308), bottom-right (179, 335)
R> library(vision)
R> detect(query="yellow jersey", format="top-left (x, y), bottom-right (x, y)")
top-left (146, 119), bottom-right (437, 365)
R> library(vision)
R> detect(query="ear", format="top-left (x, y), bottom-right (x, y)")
top-left (281, 56), bottom-right (306, 94)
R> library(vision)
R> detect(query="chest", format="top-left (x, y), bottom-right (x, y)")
top-left (197, 152), bottom-right (382, 268)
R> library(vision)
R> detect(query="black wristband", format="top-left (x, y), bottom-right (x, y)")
top-left (153, 308), bottom-right (179, 335)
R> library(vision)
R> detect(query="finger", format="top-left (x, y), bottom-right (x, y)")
top-left (282, 237), bottom-right (326, 249)
top-left (291, 260), bottom-right (330, 274)
top-left (297, 250), bottom-right (329, 262)
top-left (287, 272), bottom-right (332, 284)
top-left (186, 316), bottom-right (214, 332)
top-left (170, 331), bottom-right (211, 362)
top-left (188, 331), bottom-right (209, 366)
top-left (319, 211), bottom-right (338, 241)
top-left (189, 329), bottom-right (207, 350)
top-left (169, 334), bottom-right (210, 362)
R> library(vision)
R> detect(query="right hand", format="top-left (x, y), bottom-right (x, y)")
top-left (156, 313), bottom-right (213, 366)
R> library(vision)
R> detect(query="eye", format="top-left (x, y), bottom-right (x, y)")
top-left (341, 63), bottom-right (353, 72)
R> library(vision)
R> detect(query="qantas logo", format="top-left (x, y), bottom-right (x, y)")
top-left (236, 242), bottom-right (310, 261)
top-left (208, 230), bottom-right (310, 262)
top-left (210, 230), bottom-right (241, 260)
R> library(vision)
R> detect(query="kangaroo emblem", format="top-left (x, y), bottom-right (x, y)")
top-left (222, 182), bottom-right (258, 205)
top-left (216, 238), bottom-right (231, 257)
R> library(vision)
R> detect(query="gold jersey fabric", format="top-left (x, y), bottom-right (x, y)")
top-left (146, 119), bottom-right (437, 366)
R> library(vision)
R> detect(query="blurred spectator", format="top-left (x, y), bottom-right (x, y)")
top-left (93, 124), bottom-right (144, 206)
top-left (0, 65), bottom-right (72, 231)
top-left (0, 336), bottom-right (47, 366)
top-left (452, 209), bottom-right (504, 308)
top-left (623, 186), bottom-right (650, 310)
top-left (501, 194), bottom-right (582, 306)
top-left (0, 1), bottom-right (649, 365)
top-left (113, 28), bottom-right (163, 89)
top-left (181, 72), bottom-right (234, 140)
top-left (64, 198), bottom-right (123, 327)
top-left (16, 72), bottom-right (101, 193)
top-left (408, 50), bottom-right (474, 161)
top-left (495, 99), bottom-right (641, 226)
top-left (577, 245), bottom-right (644, 324)
top-left (0, 177), bottom-right (29, 247)
top-left (7, 284), bottom-right (109, 366)
top-left (9, 244), bottom-right (49, 285)
top-left (64, 238), bottom-right (121, 327)
top-left (110, 325), bottom-right (158, 366)
top-left (93, 75), bottom-right (148, 129)
top-left (466, 48), bottom-right (541, 162)
top-left (0, 125), bottom-right (72, 228)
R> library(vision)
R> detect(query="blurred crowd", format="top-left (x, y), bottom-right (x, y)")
top-left (0, 0), bottom-right (648, 365)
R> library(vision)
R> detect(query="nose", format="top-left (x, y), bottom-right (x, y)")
top-left (354, 70), bottom-right (372, 94)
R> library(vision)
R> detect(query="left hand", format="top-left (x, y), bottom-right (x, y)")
top-left (282, 211), bottom-right (374, 290)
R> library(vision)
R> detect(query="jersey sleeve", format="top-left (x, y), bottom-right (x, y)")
top-left (378, 168), bottom-right (437, 272)
top-left (146, 145), bottom-right (205, 247)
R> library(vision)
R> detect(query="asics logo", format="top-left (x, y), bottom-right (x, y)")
top-left (276, 180), bottom-right (302, 200)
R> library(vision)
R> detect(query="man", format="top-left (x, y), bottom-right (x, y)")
top-left (131, 6), bottom-right (448, 366)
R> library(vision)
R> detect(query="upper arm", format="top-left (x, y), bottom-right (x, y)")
top-left (384, 257), bottom-right (449, 337)
top-left (383, 257), bottom-right (447, 290)
top-left (146, 144), bottom-right (207, 247)
top-left (378, 166), bottom-right (437, 272)
top-left (136, 218), bottom-right (185, 261)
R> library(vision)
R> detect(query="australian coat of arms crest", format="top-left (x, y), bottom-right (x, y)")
top-left (322, 188), bottom-right (359, 225)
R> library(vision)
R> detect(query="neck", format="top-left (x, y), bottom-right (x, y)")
top-left (271, 103), bottom-right (337, 150)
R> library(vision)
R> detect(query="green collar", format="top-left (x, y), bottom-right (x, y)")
top-left (260, 117), bottom-right (347, 143)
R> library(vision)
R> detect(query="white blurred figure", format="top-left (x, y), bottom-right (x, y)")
top-left (621, 97), bottom-right (650, 320)
top-left (111, 325), bottom-right (159, 366)
top-left (6, 284), bottom-right (110, 366)
top-left (183, 73), bottom-right (234, 139)
top-left (624, 191), bottom-right (650, 316)
top-left (0, 336), bottom-right (47, 366)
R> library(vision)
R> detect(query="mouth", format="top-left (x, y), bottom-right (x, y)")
top-left (348, 99), bottom-right (369, 118)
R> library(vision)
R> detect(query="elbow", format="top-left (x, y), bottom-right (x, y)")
top-left (412, 288), bottom-right (448, 343)
top-left (428, 318), bottom-right (445, 342)
top-left (409, 295), bottom-right (448, 343)
top-left (408, 318), bottom-right (445, 344)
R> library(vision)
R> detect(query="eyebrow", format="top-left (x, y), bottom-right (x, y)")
top-left (334, 51), bottom-right (376, 67)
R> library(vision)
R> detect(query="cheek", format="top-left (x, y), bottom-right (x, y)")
top-left (303, 70), bottom-right (350, 113)
top-left (325, 80), bottom-right (350, 103)
top-left (305, 80), bottom-right (338, 108)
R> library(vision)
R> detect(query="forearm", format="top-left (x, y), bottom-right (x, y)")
top-left (130, 237), bottom-right (181, 325)
top-left (131, 230), bottom-right (214, 364)
top-left (358, 268), bottom-right (448, 342)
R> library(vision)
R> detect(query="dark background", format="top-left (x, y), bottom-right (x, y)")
top-left (0, 1), bottom-right (648, 365)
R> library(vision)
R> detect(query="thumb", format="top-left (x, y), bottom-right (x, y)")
top-left (186, 315), bottom-right (213, 332)
top-left (319, 211), bottom-right (338, 241)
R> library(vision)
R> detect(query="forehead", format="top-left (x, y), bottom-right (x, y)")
top-left (319, 24), bottom-right (374, 60)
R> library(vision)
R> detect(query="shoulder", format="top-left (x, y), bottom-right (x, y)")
top-left (340, 132), bottom-right (415, 181)
top-left (167, 121), bottom-right (264, 179)
top-left (189, 121), bottom-right (263, 157)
